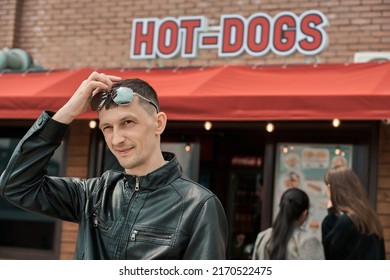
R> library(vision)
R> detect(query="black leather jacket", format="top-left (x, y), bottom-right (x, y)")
top-left (0, 111), bottom-right (228, 259)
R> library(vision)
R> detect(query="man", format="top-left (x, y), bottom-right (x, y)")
top-left (0, 72), bottom-right (228, 259)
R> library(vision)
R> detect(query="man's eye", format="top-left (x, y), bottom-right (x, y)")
top-left (102, 126), bottom-right (112, 132)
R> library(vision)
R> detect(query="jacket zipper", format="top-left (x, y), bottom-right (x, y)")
top-left (125, 177), bottom-right (140, 191)
top-left (130, 230), bottom-right (172, 241)
top-left (92, 214), bottom-right (109, 230)
top-left (135, 177), bottom-right (140, 191)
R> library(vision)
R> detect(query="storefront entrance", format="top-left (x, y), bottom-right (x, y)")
top-left (89, 119), bottom-right (379, 259)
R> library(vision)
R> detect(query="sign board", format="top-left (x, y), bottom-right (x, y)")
top-left (273, 143), bottom-right (352, 240)
top-left (130, 10), bottom-right (328, 59)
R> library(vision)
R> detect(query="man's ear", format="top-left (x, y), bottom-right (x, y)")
top-left (155, 112), bottom-right (167, 135)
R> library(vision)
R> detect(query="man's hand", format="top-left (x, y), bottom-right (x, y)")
top-left (53, 72), bottom-right (122, 124)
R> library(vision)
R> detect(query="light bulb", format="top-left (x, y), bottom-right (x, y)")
top-left (266, 122), bottom-right (274, 133)
top-left (204, 121), bottom-right (212, 131)
top-left (89, 120), bottom-right (97, 129)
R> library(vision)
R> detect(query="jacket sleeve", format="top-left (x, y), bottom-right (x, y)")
top-left (252, 228), bottom-right (272, 260)
top-left (252, 233), bottom-right (262, 260)
top-left (0, 111), bottom-right (87, 223)
top-left (183, 195), bottom-right (228, 260)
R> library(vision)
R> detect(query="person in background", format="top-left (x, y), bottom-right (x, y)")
top-left (322, 166), bottom-right (385, 259)
top-left (0, 71), bottom-right (228, 259)
top-left (252, 188), bottom-right (324, 260)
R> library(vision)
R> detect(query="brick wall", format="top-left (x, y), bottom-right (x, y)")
top-left (0, 0), bottom-right (18, 47)
top-left (378, 123), bottom-right (390, 260)
top-left (60, 120), bottom-right (91, 260)
top-left (2, 0), bottom-right (389, 69)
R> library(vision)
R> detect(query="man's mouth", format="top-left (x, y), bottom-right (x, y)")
top-left (115, 147), bottom-right (133, 155)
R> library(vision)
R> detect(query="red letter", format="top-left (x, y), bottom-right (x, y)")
top-left (157, 19), bottom-right (180, 58)
top-left (299, 14), bottom-right (325, 52)
top-left (220, 16), bottom-right (245, 57)
top-left (131, 20), bottom-right (155, 58)
top-left (273, 14), bottom-right (296, 54)
top-left (247, 15), bottom-right (271, 55)
top-left (180, 17), bottom-right (204, 57)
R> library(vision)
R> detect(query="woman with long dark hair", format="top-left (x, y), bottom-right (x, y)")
top-left (252, 188), bottom-right (324, 260)
top-left (322, 167), bottom-right (385, 259)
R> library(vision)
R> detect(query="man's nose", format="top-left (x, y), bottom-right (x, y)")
top-left (111, 128), bottom-right (125, 145)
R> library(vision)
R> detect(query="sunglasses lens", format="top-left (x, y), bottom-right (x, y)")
top-left (91, 87), bottom-right (142, 111)
top-left (113, 87), bottom-right (133, 105)
top-left (90, 92), bottom-right (106, 111)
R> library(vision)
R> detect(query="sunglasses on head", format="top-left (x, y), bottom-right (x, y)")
top-left (90, 86), bottom-right (159, 112)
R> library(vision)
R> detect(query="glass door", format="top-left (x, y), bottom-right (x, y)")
top-left (227, 156), bottom-right (262, 259)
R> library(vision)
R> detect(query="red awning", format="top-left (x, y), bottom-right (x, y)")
top-left (1, 62), bottom-right (389, 121)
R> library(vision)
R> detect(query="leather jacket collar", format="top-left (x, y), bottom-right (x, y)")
top-left (124, 151), bottom-right (182, 191)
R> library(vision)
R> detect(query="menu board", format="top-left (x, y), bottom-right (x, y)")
top-left (273, 143), bottom-right (352, 240)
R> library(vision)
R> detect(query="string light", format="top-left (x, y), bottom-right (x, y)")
top-left (204, 121), bottom-right (212, 131)
top-left (266, 122), bottom-right (274, 133)
top-left (185, 143), bottom-right (191, 152)
top-left (332, 118), bottom-right (341, 128)
top-left (89, 120), bottom-right (97, 129)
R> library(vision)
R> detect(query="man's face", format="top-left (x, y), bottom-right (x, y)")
top-left (98, 98), bottom-right (160, 175)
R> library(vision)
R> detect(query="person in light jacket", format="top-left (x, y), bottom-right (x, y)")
top-left (252, 188), bottom-right (324, 260)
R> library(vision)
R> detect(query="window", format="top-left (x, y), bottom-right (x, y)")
top-left (0, 129), bottom-right (64, 259)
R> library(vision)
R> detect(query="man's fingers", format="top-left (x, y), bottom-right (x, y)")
top-left (88, 72), bottom-right (121, 87)
top-left (89, 80), bottom-right (109, 95)
top-left (83, 72), bottom-right (122, 99)
top-left (92, 86), bottom-right (103, 95)
top-left (107, 74), bottom-right (122, 82)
